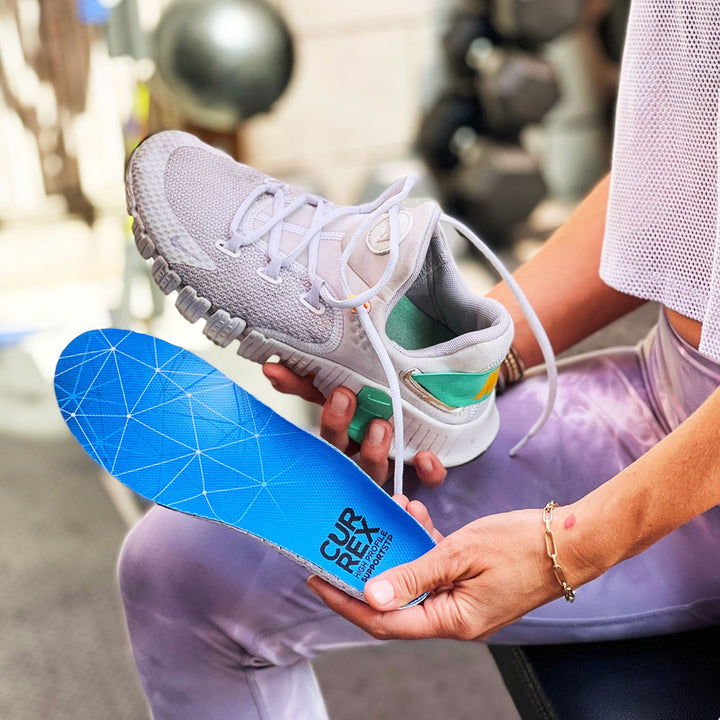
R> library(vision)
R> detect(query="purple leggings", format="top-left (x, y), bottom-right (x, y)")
top-left (119, 309), bottom-right (720, 719)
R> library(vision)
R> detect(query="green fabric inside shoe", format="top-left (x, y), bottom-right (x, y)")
top-left (386, 296), bottom-right (456, 350)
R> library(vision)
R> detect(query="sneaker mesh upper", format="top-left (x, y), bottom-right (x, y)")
top-left (165, 147), bottom-right (266, 242)
top-left (162, 146), bottom-right (338, 347)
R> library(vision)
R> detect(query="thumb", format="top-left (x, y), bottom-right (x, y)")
top-left (364, 540), bottom-right (464, 610)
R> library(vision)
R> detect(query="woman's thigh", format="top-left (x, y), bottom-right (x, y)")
top-left (119, 504), bottom-right (377, 668)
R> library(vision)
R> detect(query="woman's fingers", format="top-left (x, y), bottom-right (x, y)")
top-left (392, 494), bottom-right (410, 510)
top-left (264, 366), bottom-right (448, 489)
top-left (309, 509), bottom-right (576, 643)
top-left (307, 576), bottom-right (450, 640)
top-left (406, 499), bottom-right (444, 543)
top-left (413, 451), bottom-right (447, 488)
top-left (357, 419), bottom-right (393, 485)
top-left (262, 363), bottom-right (325, 404)
top-left (393, 495), bottom-right (444, 542)
top-left (319, 392), bottom-right (394, 486)
top-left (320, 388), bottom-right (357, 454)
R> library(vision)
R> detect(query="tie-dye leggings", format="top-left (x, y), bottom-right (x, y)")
top-left (118, 309), bottom-right (720, 719)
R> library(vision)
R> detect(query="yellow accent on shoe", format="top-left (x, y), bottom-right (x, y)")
top-left (474, 367), bottom-right (500, 401)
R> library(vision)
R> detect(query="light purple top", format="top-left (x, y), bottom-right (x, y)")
top-left (601, 0), bottom-right (720, 361)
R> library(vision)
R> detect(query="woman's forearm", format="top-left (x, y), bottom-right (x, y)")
top-left (561, 385), bottom-right (720, 585)
top-left (488, 174), bottom-right (646, 369)
top-left (486, 176), bottom-right (720, 601)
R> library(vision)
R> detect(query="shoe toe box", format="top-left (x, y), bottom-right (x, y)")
top-left (127, 131), bottom-right (268, 266)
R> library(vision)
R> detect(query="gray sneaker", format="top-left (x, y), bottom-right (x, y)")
top-left (125, 131), bottom-right (555, 493)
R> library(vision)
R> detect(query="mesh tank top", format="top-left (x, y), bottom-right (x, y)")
top-left (601, 0), bottom-right (720, 361)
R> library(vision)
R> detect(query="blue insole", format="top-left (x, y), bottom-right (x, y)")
top-left (54, 329), bottom-right (435, 602)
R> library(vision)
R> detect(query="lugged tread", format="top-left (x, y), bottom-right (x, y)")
top-left (134, 227), bottom-right (155, 259)
top-left (203, 310), bottom-right (247, 347)
top-left (151, 257), bottom-right (182, 294)
top-left (175, 286), bottom-right (212, 323)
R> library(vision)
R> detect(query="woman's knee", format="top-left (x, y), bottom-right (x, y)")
top-left (117, 506), bottom-right (337, 667)
top-left (118, 506), bottom-right (302, 623)
top-left (118, 507), bottom-right (219, 619)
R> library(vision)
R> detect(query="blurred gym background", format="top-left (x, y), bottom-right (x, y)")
top-left (0, 1), bottom-right (633, 718)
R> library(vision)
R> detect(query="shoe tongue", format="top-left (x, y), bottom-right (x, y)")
top-left (333, 200), bottom-right (440, 299)
top-left (247, 188), bottom-right (440, 301)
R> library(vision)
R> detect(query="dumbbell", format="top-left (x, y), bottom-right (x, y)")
top-left (439, 134), bottom-right (546, 239)
top-left (442, 8), bottom-right (500, 77)
top-left (417, 89), bottom-right (485, 171)
top-left (491, 0), bottom-right (584, 45)
top-left (418, 49), bottom-right (558, 170)
top-left (470, 44), bottom-right (560, 134)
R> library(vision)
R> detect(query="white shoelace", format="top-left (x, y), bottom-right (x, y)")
top-left (224, 178), bottom-right (557, 495)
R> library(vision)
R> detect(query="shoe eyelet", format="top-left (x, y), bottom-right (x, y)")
top-left (299, 296), bottom-right (325, 316)
top-left (257, 267), bottom-right (283, 285)
top-left (216, 239), bottom-right (240, 258)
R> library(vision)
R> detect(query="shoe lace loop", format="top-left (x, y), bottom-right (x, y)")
top-left (227, 177), bottom-right (557, 495)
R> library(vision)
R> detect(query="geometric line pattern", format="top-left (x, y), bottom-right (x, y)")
top-left (54, 329), bottom-right (435, 598)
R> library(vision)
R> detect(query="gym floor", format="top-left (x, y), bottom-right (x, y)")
top-left (0, 207), bottom-right (660, 719)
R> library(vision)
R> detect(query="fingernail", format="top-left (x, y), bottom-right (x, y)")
top-left (366, 422), bottom-right (386, 446)
top-left (366, 579), bottom-right (395, 606)
top-left (330, 391), bottom-right (350, 415)
top-left (268, 378), bottom-right (279, 389)
top-left (307, 576), bottom-right (320, 595)
top-left (417, 456), bottom-right (434, 475)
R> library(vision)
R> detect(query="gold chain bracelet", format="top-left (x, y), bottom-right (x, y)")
top-left (543, 501), bottom-right (576, 602)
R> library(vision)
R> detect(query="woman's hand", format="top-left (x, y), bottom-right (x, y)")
top-left (263, 362), bottom-right (447, 487)
top-left (307, 501), bottom-right (597, 641)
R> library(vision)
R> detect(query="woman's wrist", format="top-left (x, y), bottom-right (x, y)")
top-left (546, 501), bottom-right (613, 592)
